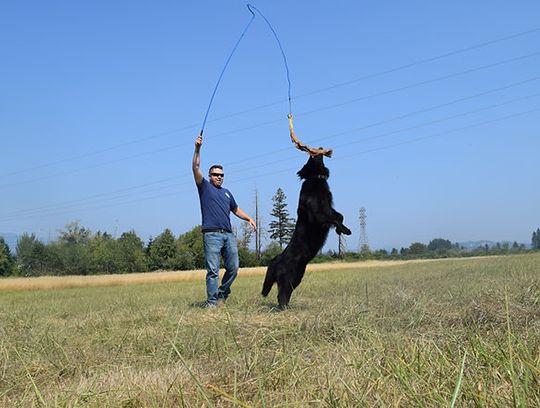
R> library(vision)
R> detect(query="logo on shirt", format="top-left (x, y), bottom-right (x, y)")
top-left (225, 192), bottom-right (230, 199)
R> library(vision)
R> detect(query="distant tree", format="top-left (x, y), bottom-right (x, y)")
top-left (176, 226), bottom-right (205, 270)
top-left (373, 249), bottom-right (388, 259)
top-left (268, 188), bottom-right (295, 250)
top-left (238, 247), bottom-right (258, 267)
top-left (88, 231), bottom-right (119, 274)
top-left (55, 222), bottom-right (93, 275)
top-left (260, 241), bottom-right (283, 266)
top-left (148, 229), bottom-right (177, 270)
top-left (58, 220), bottom-right (91, 246)
top-left (16, 233), bottom-right (48, 276)
top-left (408, 242), bottom-right (427, 255)
top-left (533, 228), bottom-right (540, 250)
top-left (427, 238), bottom-right (453, 253)
top-left (41, 243), bottom-right (64, 274)
top-left (512, 241), bottom-right (519, 249)
top-left (238, 221), bottom-right (253, 250)
top-left (390, 248), bottom-right (398, 256)
top-left (117, 231), bottom-right (148, 272)
top-left (0, 237), bottom-right (14, 276)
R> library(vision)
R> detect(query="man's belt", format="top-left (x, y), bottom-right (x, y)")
top-left (202, 228), bottom-right (231, 233)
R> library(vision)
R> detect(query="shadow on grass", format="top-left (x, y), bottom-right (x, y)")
top-left (257, 300), bottom-right (311, 313)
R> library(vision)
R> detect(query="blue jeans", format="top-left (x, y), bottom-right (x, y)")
top-left (203, 232), bottom-right (239, 304)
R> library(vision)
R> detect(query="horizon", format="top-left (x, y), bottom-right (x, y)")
top-left (0, 228), bottom-right (534, 256)
top-left (1, 1), bottom-right (539, 252)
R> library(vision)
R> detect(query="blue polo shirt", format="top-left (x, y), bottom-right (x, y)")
top-left (197, 178), bottom-right (238, 232)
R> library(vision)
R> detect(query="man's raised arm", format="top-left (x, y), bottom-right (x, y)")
top-left (192, 133), bottom-right (203, 185)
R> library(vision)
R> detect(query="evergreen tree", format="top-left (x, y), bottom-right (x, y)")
top-left (117, 231), bottom-right (148, 272)
top-left (148, 229), bottom-right (177, 270)
top-left (268, 188), bottom-right (295, 250)
top-left (16, 233), bottom-right (48, 276)
top-left (0, 237), bottom-right (14, 276)
top-left (533, 228), bottom-right (540, 250)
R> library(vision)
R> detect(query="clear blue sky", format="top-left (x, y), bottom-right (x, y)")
top-left (1, 0), bottom-right (539, 251)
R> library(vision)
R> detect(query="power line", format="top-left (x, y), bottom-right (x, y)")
top-left (2, 103), bottom-right (538, 224)
top-left (2, 53), bottom-right (539, 190)
top-left (338, 107), bottom-right (540, 162)
top-left (2, 27), bottom-right (539, 179)
top-left (2, 89), bottom-right (538, 220)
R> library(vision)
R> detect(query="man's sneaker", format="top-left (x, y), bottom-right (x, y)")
top-left (202, 301), bottom-right (217, 309)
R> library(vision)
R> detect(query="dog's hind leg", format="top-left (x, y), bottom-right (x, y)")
top-left (277, 281), bottom-right (294, 310)
top-left (261, 265), bottom-right (276, 297)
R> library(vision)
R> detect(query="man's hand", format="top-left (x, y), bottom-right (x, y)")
top-left (195, 133), bottom-right (203, 149)
top-left (248, 218), bottom-right (257, 231)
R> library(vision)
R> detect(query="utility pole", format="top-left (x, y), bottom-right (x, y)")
top-left (255, 189), bottom-right (261, 259)
top-left (359, 207), bottom-right (370, 253)
top-left (338, 234), bottom-right (346, 258)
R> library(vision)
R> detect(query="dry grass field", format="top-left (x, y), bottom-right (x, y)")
top-left (1, 254), bottom-right (539, 407)
top-left (0, 258), bottom-right (466, 292)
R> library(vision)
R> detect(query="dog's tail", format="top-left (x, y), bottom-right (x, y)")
top-left (261, 263), bottom-right (276, 297)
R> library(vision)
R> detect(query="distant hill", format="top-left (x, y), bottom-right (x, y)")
top-left (458, 240), bottom-right (530, 249)
top-left (458, 240), bottom-right (496, 249)
top-left (0, 233), bottom-right (19, 254)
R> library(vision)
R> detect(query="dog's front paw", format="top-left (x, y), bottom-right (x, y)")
top-left (337, 225), bottom-right (352, 235)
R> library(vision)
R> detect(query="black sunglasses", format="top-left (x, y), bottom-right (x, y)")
top-left (210, 173), bottom-right (225, 177)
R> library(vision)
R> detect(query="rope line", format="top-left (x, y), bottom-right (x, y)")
top-left (247, 4), bottom-right (293, 115)
top-left (200, 4), bottom-right (293, 135)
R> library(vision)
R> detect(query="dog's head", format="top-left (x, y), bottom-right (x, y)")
top-left (297, 154), bottom-right (330, 180)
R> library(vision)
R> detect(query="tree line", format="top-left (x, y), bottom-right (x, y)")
top-left (0, 220), bottom-right (289, 277)
top-left (0, 188), bottom-right (538, 277)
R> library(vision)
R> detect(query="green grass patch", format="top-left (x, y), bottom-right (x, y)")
top-left (1, 254), bottom-right (539, 406)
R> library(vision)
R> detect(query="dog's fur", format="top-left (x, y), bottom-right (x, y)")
top-left (261, 155), bottom-right (351, 309)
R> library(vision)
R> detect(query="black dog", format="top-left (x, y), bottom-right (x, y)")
top-left (262, 155), bottom-right (351, 309)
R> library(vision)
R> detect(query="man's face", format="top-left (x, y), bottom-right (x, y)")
top-left (209, 168), bottom-right (225, 187)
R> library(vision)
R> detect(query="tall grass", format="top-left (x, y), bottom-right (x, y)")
top-left (0, 254), bottom-right (539, 406)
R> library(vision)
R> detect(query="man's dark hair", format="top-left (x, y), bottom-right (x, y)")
top-left (209, 164), bottom-right (223, 173)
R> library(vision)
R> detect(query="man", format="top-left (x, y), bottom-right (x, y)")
top-left (192, 133), bottom-right (256, 308)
